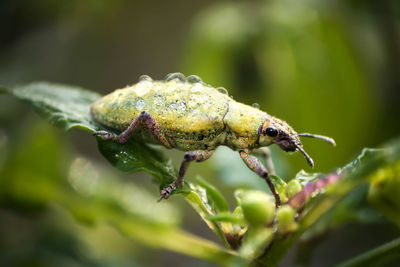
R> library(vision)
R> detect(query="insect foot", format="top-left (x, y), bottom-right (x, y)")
top-left (158, 183), bottom-right (178, 202)
top-left (93, 131), bottom-right (122, 142)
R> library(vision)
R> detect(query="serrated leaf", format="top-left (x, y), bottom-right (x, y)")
top-left (97, 140), bottom-right (177, 187)
top-left (5, 82), bottom-right (101, 132)
top-left (2, 82), bottom-right (178, 188)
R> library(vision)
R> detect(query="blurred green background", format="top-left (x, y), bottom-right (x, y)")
top-left (0, 0), bottom-right (399, 266)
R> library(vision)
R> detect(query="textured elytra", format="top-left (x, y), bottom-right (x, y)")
top-left (90, 73), bottom-right (291, 151)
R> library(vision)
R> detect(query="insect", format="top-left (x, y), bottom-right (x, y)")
top-left (91, 73), bottom-right (335, 207)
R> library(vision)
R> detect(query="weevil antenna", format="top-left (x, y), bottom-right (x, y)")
top-left (295, 144), bottom-right (314, 168)
top-left (299, 133), bottom-right (336, 146)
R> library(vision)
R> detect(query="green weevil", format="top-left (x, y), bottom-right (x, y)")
top-left (91, 73), bottom-right (335, 206)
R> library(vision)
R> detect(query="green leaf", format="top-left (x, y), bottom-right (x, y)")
top-left (269, 174), bottom-right (288, 202)
top-left (335, 237), bottom-right (400, 267)
top-left (206, 213), bottom-right (245, 224)
top-left (2, 82), bottom-right (178, 188)
top-left (114, 216), bottom-right (240, 266)
top-left (97, 140), bottom-right (177, 187)
top-left (4, 82), bottom-right (101, 132)
top-left (238, 228), bottom-right (274, 260)
top-left (294, 170), bottom-right (323, 185)
top-left (196, 176), bottom-right (229, 213)
top-left (300, 148), bottom-right (391, 230)
top-left (183, 183), bottom-right (230, 247)
top-left (368, 160), bottom-right (400, 226)
top-left (301, 185), bottom-right (384, 242)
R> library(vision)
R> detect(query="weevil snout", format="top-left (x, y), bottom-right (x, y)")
top-left (260, 117), bottom-right (301, 150)
top-left (260, 117), bottom-right (335, 168)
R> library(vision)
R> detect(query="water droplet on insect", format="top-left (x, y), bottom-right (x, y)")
top-left (153, 93), bottom-right (164, 106)
top-left (139, 75), bottom-right (152, 82)
top-left (252, 103), bottom-right (260, 109)
top-left (187, 75), bottom-right (202, 84)
top-left (169, 103), bottom-right (177, 109)
top-left (176, 101), bottom-right (186, 111)
top-left (136, 99), bottom-right (146, 110)
top-left (165, 72), bottom-right (185, 82)
top-left (217, 87), bottom-right (228, 95)
top-left (135, 81), bottom-right (151, 96)
top-left (191, 83), bottom-right (203, 93)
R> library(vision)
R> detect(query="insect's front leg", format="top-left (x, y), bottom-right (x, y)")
top-left (93, 111), bottom-right (172, 148)
top-left (159, 150), bottom-right (214, 201)
top-left (239, 149), bottom-right (281, 207)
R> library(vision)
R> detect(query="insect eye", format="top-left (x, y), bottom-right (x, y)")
top-left (265, 127), bottom-right (278, 137)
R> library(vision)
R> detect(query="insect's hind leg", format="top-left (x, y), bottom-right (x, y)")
top-left (159, 150), bottom-right (214, 201)
top-left (239, 149), bottom-right (281, 207)
top-left (93, 111), bottom-right (172, 148)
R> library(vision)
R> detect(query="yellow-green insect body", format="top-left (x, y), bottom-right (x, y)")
top-left (91, 74), bottom-right (274, 151)
top-left (91, 73), bottom-right (335, 206)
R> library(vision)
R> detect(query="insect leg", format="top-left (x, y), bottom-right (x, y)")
top-left (159, 150), bottom-right (214, 201)
top-left (251, 147), bottom-right (276, 175)
top-left (239, 149), bottom-right (281, 207)
top-left (93, 111), bottom-right (172, 148)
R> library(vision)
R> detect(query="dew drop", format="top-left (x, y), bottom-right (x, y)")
top-left (139, 75), bottom-right (152, 82)
top-left (165, 72), bottom-right (185, 82)
top-left (217, 87), bottom-right (228, 95)
top-left (153, 93), bottom-right (164, 106)
top-left (191, 83), bottom-right (203, 93)
top-left (135, 81), bottom-right (151, 96)
top-left (176, 101), bottom-right (186, 111)
top-left (136, 99), bottom-right (146, 110)
top-left (187, 75), bottom-right (202, 84)
top-left (252, 103), bottom-right (260, 109)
